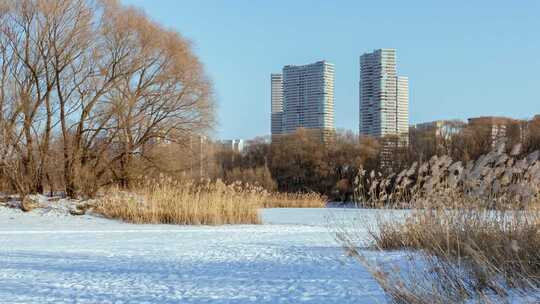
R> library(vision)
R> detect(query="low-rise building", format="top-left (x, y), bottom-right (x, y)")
top-left (409, 119), bottom-right (465, 158)
top-left (219, 139), bottom-right (245, 153)
top-left (467, 116), bottom-right (517, 147)
top-left (413, 120), bottom-right (465, 139)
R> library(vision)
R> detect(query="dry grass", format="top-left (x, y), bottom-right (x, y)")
top-left (95, 179), bottom-right (263, 225)
top-left (262, 192), bottom-right (327, 208)
top-left (337, 196), bottom-right (540, 303)
top-left (94, 178), bottom-right (327, 225)
top-left (340, 147), bottom-right (540, 302)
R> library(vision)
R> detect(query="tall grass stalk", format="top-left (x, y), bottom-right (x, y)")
top-left (96, 179), bottom-right (263, 225)
top-left (263, 192), bottom-right (326, 208)
top-left (337, 196), bottom-right (540, 303)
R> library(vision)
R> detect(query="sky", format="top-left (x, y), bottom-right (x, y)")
top-left (122, 0), bottom-right (540, 140)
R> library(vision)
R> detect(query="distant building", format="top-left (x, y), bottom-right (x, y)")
top-left (413, 120), bottom-right (465, 139)
top-left (219, 139), bottom-right (245, 153)
top-left (243, 137), bottom-right (270, 149)
top-left (396, 76), bottom-right (409, 144)
top-left (271, 74), bottom-right (284, 137)
top-left (411, 120), bottom-right (465, 156)
top-left (468, 116), bottom-right (517, 148)
top-left (359, 49), bottom-right (409, 145)
top-left (271, 61), bottom-right (335, 142)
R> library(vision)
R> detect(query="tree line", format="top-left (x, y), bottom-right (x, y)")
top-left (214, 117), bottom-right (540, 201)
top-left (214, 129), bottom-right (380, 201)
top-left (406, 118), bottom-right (540, 166)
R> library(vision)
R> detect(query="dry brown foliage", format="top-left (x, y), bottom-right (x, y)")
top-left (355, 146), bottom-right (540, 208)
top-left (0, 0), bottom-right (214, 197)
top-left (93, 175), bottom-right (328, 225)
top-left (263, 192), bottom-right (326, 208)
top-left (337, 195), bottom-right (540, 303)
top-left (338, 145), bottom-right (540, 303)
top-left (95, 179), bottom-right (262, 225)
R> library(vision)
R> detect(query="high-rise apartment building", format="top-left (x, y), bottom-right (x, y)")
top-left (271, 61), bottom-right (335, 141)
top-left (396, 76), bottom-right (409, 141)
top-left (359, 49), bottom-right (409, 144)
top-left (270, 74), bottom-right (284, 136)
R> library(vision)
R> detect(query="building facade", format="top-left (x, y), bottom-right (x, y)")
top-left (413, 120), bottom-right (465, 139)
top-left (359, 49), bottom-right (409, 144)
top-left (219, 139), bottom-right (246, 153)
top-left (271, 61), bottom-right (335, 141)
top-left (396, 76), bottom-right (409, 142)
top-left (270, 74), bottom-right (284, 136)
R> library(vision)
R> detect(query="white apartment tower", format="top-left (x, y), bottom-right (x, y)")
top-left (280, 61), bottom-right (335, 138)
top-left (271, 73), bottom-right (284, 136)
top-left (359, 49), bottom-right (409, 144)
top-left (396, 76), bottom-right (409, 141)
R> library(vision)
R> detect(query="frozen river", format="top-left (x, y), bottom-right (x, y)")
top-left (0, 207), bottom-right (406, 303)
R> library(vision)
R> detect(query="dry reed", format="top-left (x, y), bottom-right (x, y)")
top-left (95, 179), bottom-right (263, 225)
top-left (262, 192), bottom-right (327, 208)
top-left (337, 196), bottom-right (540, 303)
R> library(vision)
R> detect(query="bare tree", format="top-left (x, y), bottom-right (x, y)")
top-left (103, 6), bottom-right (213, 188)
top-left (0, 0), bottom-right (214, 197)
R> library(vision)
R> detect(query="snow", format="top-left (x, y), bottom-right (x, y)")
top-left (2, 193), bottom-right (95, 216)
top-left (0, 206), bottom-right (404, 303)
top-left (2, 206), bottom-right (536, 303)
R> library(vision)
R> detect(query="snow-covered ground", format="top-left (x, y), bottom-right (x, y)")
top-left (0, 206), bottom-right (407, 303)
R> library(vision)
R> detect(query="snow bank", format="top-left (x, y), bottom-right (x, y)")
top-left (0, 194), bottom-right (97, 217)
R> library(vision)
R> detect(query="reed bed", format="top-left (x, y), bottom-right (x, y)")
top-left (337, 147), bottom-right (540, 302)
top-left (262, 192), bottom-right (327, 208)
top-left (337, 197), bottom-right (540, 303)
top-left (95, 179), bottom-right (264, 225)
top-left (95, 178), bottom-right (327, 225)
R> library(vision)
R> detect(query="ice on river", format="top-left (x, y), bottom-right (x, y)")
top-left (0, 207), bottom-right (406, 303)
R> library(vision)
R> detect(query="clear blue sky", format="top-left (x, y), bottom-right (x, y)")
top-left (122, 0), bottom-right (540, 140)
